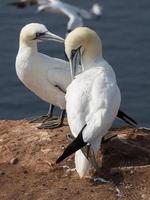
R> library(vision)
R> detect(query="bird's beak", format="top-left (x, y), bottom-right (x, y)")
top-left (70, 47), bottom-right (81, 80)
top-left (37, 32), bottom-right (64, 43)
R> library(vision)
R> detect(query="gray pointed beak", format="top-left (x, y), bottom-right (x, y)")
top-left (37, 32), bottom-right (64, 43)
top-left (70, 48), bottom-right (81, 80)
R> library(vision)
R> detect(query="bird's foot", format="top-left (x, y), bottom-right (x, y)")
top-left (84, 175), bottom-right (109, 183)
top-left (29, 115), bottom-right (57, 123)
top-left (93, 177), bottom-right (110, 183)
top-left (57, 165), bottom-right (76, 176)
top-left (44, 160), bottom-right (55, 169)
top-left (115, 187), bottom-right (123, 197)
top-left (65, 167), bottom-right (76, 173)
top-left (38, 119), bottom-right (63, 129)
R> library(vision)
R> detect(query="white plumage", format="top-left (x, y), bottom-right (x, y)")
top-left (16, 23), bottom-right (135, 131)
top-left (65, 27), bottom-right (121, 177)
top-left (91, 3), bottom-right (103, 17)
top-left (37, 0), bottom-right (102, 33)
top-left (16, 23), bottom-right (71, 113)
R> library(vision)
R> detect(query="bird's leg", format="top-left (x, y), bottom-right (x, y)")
top-left (29, 104), bottom-right (57, 123)
top-left (42, 104), bottom-right (58, 122)
top-left (87, 147), bottom-right (101, 173)
top-left (66, 135), bottom-right (109, 182)
top-left (87, 147), bottom-right (109, 183)
top-left (38, 109), bottom-right (66, 129)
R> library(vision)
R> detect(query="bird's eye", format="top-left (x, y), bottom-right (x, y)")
top-left (35, 32), bottom-right (45, 38)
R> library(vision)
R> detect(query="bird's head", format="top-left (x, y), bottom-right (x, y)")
top-left (65, 27), bottom-right (102, 79)
top-left (19, 23), bottom-right (64, 46)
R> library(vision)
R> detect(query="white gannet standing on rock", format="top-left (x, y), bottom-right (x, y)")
top-left (16, 23), bottom-right (71, 129)
top-left (16, 23), bottom-right (136, 129)
top-left (37, 0), bottom-right (102, 34)
top-left (56, 27), bottom-right (121, 178)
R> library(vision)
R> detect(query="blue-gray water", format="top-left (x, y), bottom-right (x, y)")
top-left (0, 0), bottom-right (150, 126)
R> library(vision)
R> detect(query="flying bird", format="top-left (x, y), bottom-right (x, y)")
top-left (56, 27), bottom-right (121, 178)
top-left (37, 0), bottom-right (102, 34)
top-left (8, 0), bottom-right (37, 8)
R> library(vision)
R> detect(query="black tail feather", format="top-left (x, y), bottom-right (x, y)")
top-left (56, 124), bottom-right (87, 164)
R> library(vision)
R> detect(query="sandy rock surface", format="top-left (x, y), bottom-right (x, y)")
top-left (0, 120), bottom-right (150, 200)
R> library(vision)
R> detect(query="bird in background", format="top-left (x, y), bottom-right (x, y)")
top-left (8, 0), bottom-right (103, 24)
top-left (37, 0), bottom-right (103, 34)
top-left (56, 27), bottom-right (121, 178)
top-left (8, 0), bottom-right (37, 8)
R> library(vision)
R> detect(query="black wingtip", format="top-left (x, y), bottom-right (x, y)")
top-left (7, 2), bottom-right (27, 8)
top-left (118, 110), bottom-right (137, 126)
top-left (56, 124), bottom-right (87, 164)
top-left (56, 154), bottom-right (66, 164)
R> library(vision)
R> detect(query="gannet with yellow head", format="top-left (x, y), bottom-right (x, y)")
top-left (65, 27), bottom-right (103, 79)
top-left (56, 27), bottom-right (121, 178)
top-left (16, 24), bottom-right (136, 130)
top-left (16, 23), bottom-right (70, 128)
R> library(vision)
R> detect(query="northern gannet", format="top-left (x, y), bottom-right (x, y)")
top-left (16, 23), bottom-right (136, 129)
top-left (56, 27), bottom-right (121, 178)
top-left (16, 23), bottom-right (71, 128)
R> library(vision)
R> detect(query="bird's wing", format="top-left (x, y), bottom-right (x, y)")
top-left (66, 68), bottom-right (121, 143)
top-left (60, 3), bottom-right (92, 19)
top-left (77, 8), bottom-right (92, 19)
top-left (37, 0), bottom-right (72, 15)
top-left (37, 0), bottom-right (61, 13)
top-left (56, 122), bottom-right (91, 177)
top-left (83, 73), bottom-right (120, 144)
top-left (67, 15), bottom-right (83, 32)
top-left (37, 0), bottom-right (49, 5)
top-left (58, 1), bottom-right (92, 19)
top-left (47, 65), bottom-right (71, 93)
top-left (56, 124), bottom-right (87, 163)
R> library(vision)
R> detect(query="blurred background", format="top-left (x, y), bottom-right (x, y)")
top-left (0, 0), bottom-right (150, 126)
